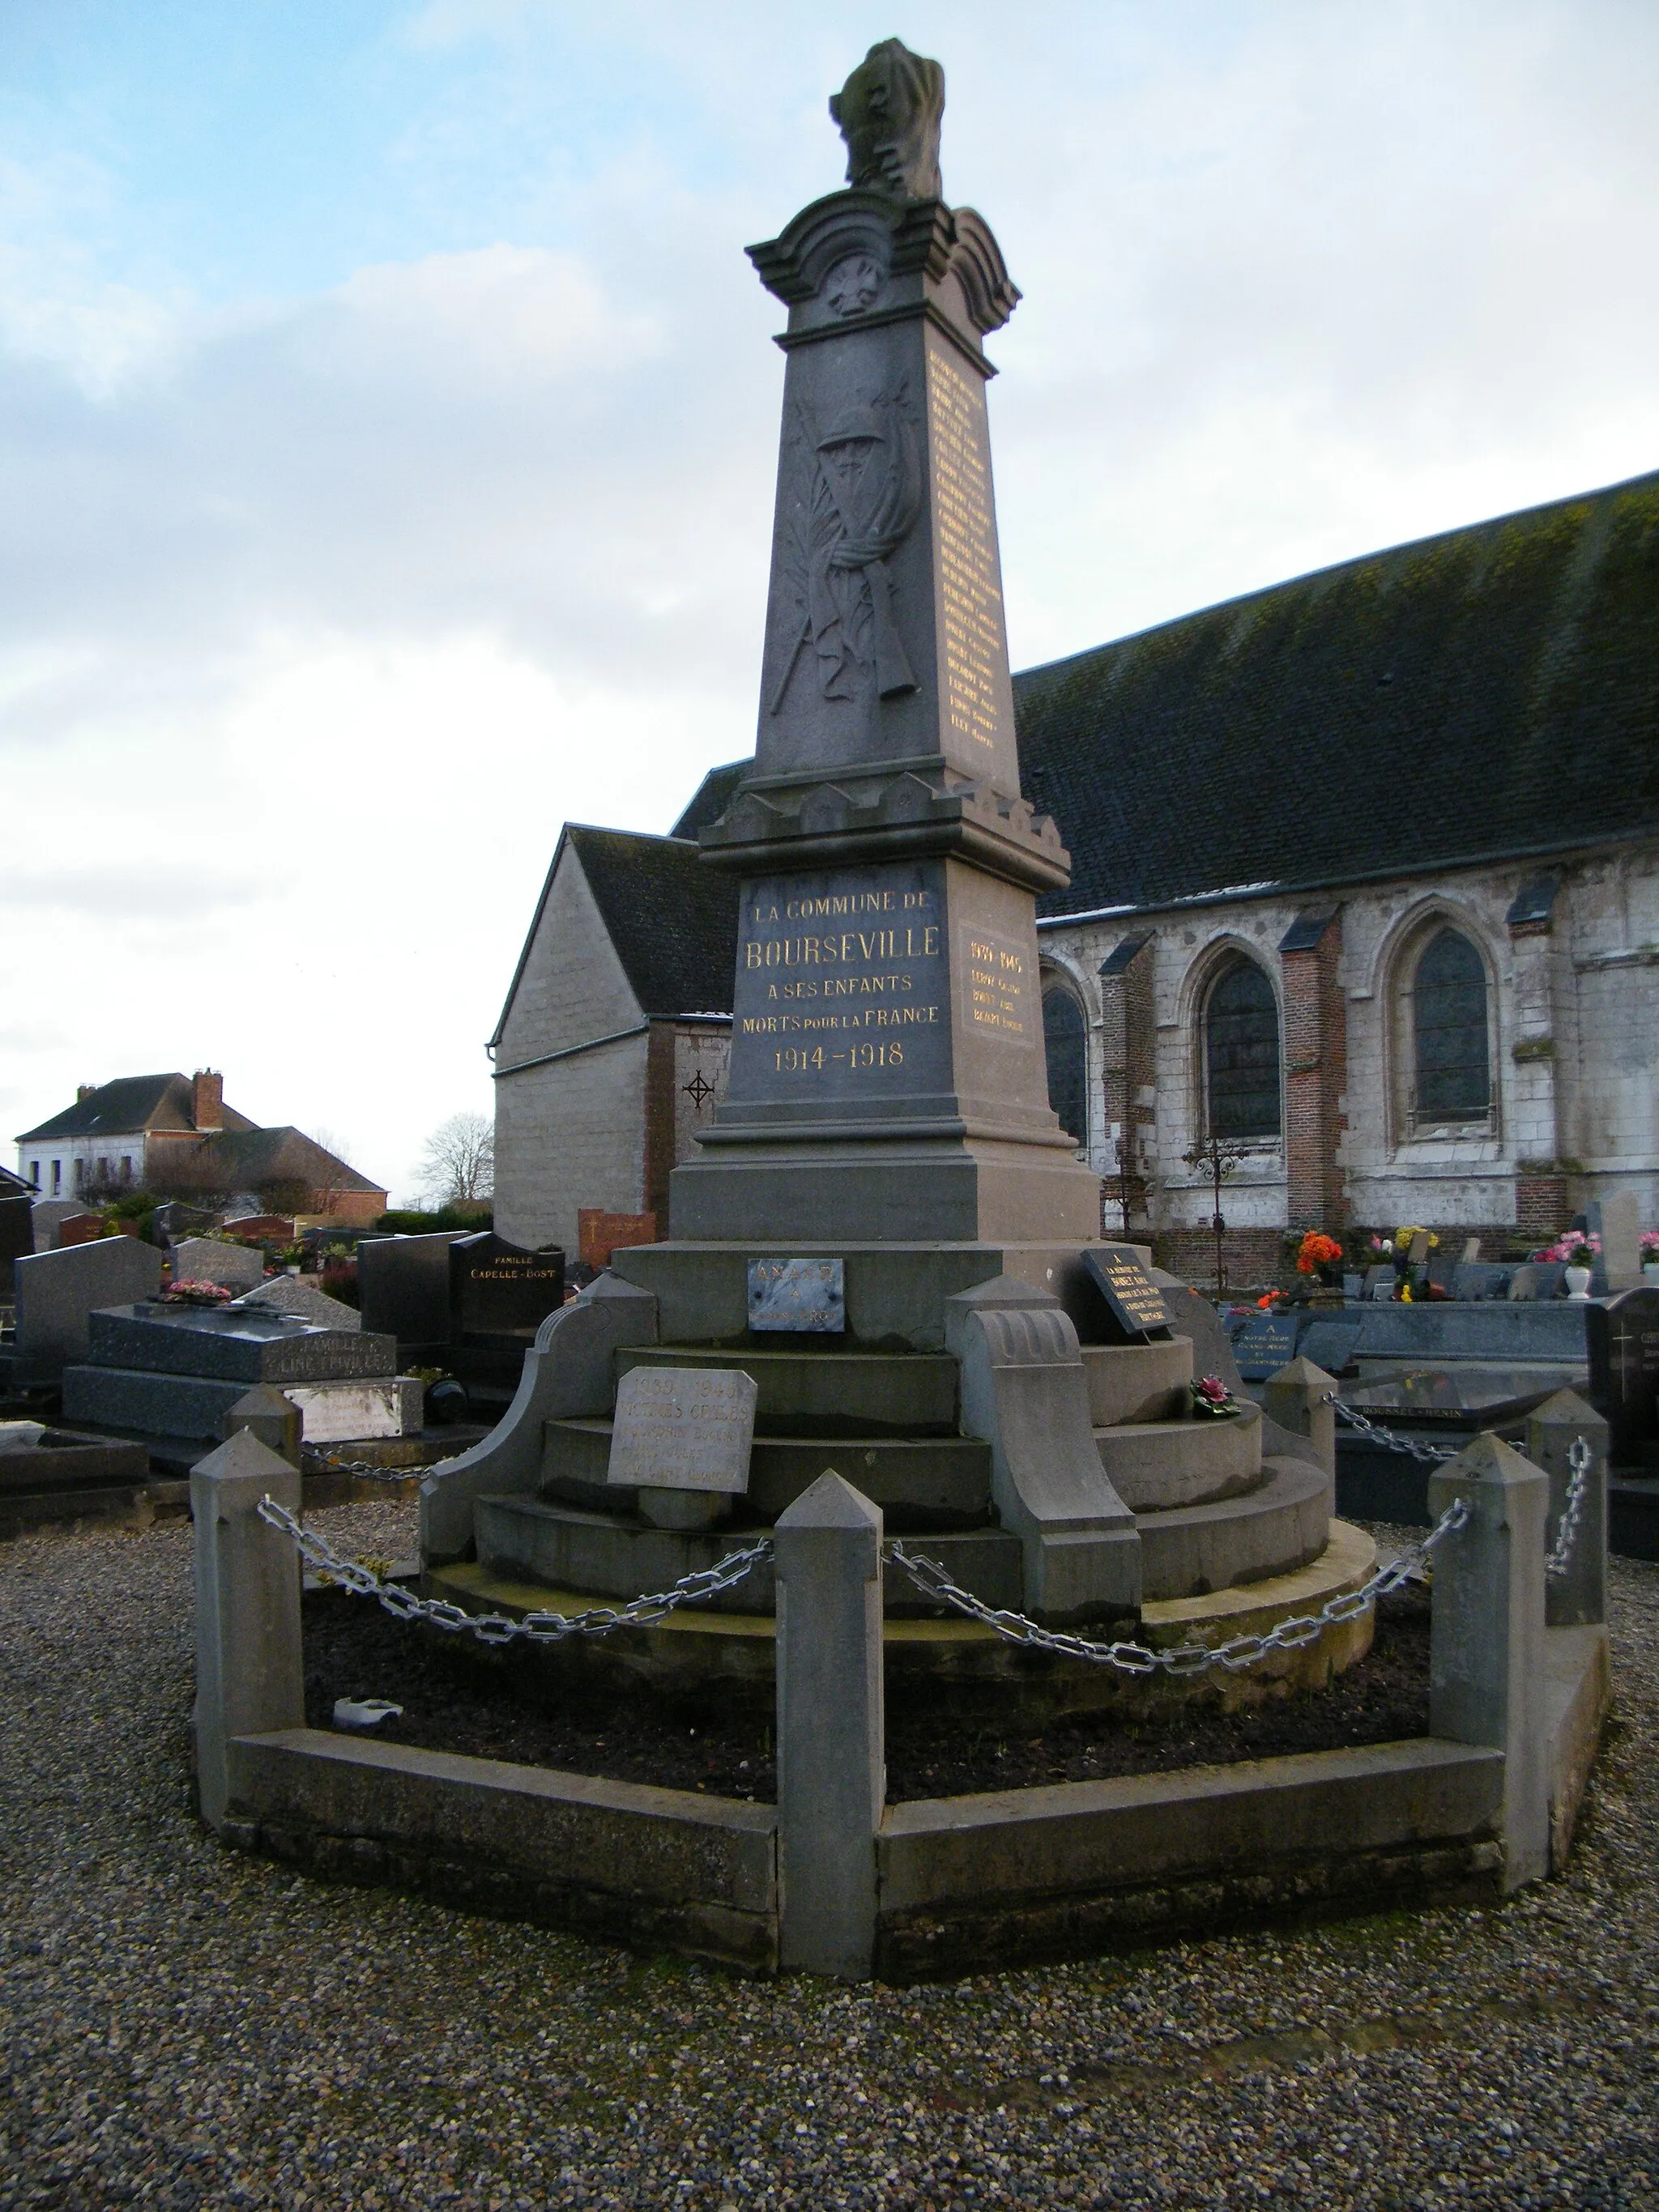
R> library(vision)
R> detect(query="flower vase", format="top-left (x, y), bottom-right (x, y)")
top-left (1565, 1265), bottom-right (1593, 1302)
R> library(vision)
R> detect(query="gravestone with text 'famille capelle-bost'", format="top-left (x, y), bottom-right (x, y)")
top-left (675, 36), bottom-right (1097, 1251)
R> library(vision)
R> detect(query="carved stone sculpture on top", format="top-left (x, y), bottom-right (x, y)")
top-left (829, 37), bottom-right (945, 201)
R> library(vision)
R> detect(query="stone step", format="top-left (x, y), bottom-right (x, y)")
top-left (1079, 1336), bottom-right (1193, 1426)
top-left (541, 1418), bottom-right (992, 1529)
top-left (1094, 1400), bottom-right (1262, 1511)
top-left (472, 1494), bottom-right (1021, 1617)
top-left (1137, 1456), bottom-right (1330, 1602)
top-left (614, 1345), bottom-right (959, 1437)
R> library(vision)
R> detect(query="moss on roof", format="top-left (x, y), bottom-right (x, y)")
top-left (1015, 467), bottom-right (1659, 918)
top-left (569, 828), bottom-right (740, 1017)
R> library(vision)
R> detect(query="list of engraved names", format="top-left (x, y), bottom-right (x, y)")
top-left (928, 342), bottom-right (1007, 754)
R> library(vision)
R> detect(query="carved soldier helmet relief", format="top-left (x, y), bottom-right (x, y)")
top-left (829, 37), bottom-right (945, 202)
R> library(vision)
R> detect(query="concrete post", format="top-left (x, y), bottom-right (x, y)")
top-left (222, 1383), bottom-right (302, 1468)
top-left (774, 1473), bottom-right (885, 1981)
top-left (1262, 1356), bottom-right (1337, 1502)
top-left (191, 1430), bottom-right (305, 1831)
top-left (1525, 1389), bottom-right (1609, 1629)
top-left (1427, 1433), bottom-right (1549, 1890)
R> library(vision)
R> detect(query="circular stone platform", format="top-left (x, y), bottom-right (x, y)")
top-left (423, 1522), bottom-right (1377, 1723)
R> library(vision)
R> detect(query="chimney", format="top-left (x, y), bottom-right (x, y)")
top-left (193, 1069), bottom-right (224, 1132)
top-left (76, 1084), bottom-right (96, 1103)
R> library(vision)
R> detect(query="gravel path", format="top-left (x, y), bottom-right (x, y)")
top-left (2, 1502), bottom-right (1656, 2211)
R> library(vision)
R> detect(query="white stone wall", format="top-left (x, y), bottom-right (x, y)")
top-left (493, 843), bottom-right (649, 1254)
top-left (15, 1135), bottom-right (144, 1200)
top-left (672, 1025), bottom-right (731, 1169)
top-left (1037, 837), bottom-right (1659, 1238)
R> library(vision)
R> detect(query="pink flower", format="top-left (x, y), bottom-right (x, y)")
top-left (1196, 1375), bottom-right (1230, 1405)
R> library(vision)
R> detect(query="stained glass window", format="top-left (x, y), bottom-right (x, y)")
top-left (1414, 928), bottom-right (1490, 1122)
top-left (1205, 959), bottom-right (1281, 1139)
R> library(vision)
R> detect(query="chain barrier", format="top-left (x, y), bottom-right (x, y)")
top-left (885, 1497), bottom-right (1470, 1679)
top-left (1545, 1435), bottom-right (1593, 1581)
top-left (310, 1454), bottom-right (432, 1482)
top-left (1328, 1392), bottom-right (1463, 1465)
top-left (257, 1494), bottom-right (771, 1644)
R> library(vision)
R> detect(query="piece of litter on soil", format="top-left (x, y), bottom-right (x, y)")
top-left (333, 1697), bottom-right (403, 1730)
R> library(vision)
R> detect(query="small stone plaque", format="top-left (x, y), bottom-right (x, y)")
top-left (607, 1366), bottom-right (757, 1494)
top-left (1234, 1311), bottom-right (1303, 1380)
top-left (1081, 1247), bottom-right (1172, 1342)
top-left (747, 1256), bottom-right (846, 1334)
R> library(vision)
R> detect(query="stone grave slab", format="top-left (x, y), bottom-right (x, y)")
top-left (171, 1238), bottom-right (265, 1293)
top-left (1508, 1263), bottom-right (1566, 1303)
top-left (234, 1276), bottom-right (360, 1332)
top-left (1342, 1366), bottom-right (1576, 1425)
top-left (84, 1304), bottom-right (394, 1383)
top-left (1349, 1302), bottom-right (1589, 1366)
top-left (448, 1232), bottom-right (565, 1342)
top-left (1081, 1246), bottom-right (1173, 1343)
top-left (283, 1379), bottom-right (421, 1444)
top-left (607, 1366), bottom-right (758, 1492)
top-left (1593, 1191), bottom-right (1643, 1294)
top-left (14, 1237), bottom-right (164, 1381)
top-left (1294, 1316), bottom-right (1364, 1378)
top-left (748, 1257), bottom-right (845, 1333)
top-left (1587, 1285), bottom-right (1659, 1466)
top-left (1452, 1262), bottom-right (1512, 1302)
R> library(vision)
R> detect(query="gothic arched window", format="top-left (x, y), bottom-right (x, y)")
top-left (1413, 927), bottom-right (1490, 1123)
top-left (1043, 985), bottom-right (1088, 1145)
top-left (1205, 957), bottom-right (1281, 1140)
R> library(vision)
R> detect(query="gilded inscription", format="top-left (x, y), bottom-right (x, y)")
top-left (928, 343), bottom-right (1007, 753)
top-left (736, 876), bottom-right (944, 1072)
top-left (961, 925), bottom-right (1031, 1046)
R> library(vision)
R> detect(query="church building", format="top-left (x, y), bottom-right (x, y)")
top-left (492, 467), bottom-right (1659, 1277)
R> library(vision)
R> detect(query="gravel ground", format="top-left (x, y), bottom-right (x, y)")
top-left (1, 1500), bottom-right (1655, 2211)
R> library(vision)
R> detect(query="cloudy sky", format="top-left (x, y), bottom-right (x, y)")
top-left (5, 2), bottom-right (1657, 1205)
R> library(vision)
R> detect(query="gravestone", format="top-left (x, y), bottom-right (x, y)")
top-left (0, 1194), bottom-right (33, 1298)
top-left (1594, 1190), bottom-right (1642, 1294)
top-left (234, 1276), bottom-right (361, 1332)
top-left (674, 36), bottom-right (1097, 1250)
top-left (748, 1256), bottom-right (846, 1332)
top-left (1408, 1230), bottom-right (1432, 1266)
top-left (1452, 1262), bottom-right (1512, 1302)
top-left (1508, 1262), bottom-right (1566, 1303)
top-left (151, 1200), bottom-right (222, 1246)
top-left (577, 1209), bottom-right (658, 1271)
top-left (1341, 1272), bottom-right (1365, 1301)
top-left (14, 1237), bottom-right (164, 1382)
top-left (1427, 1254), bottom-right (1458, 1294)
top-left (220, 1213), bottom-right (296, 1245)
top-left (1081, 1246), bottom-right (1173, 1343)
top-left (357, 1232), bottom-right (469, 1347)
top-left (1461, 1237), bottom-right (1482, 1263)
top-left (607, 1366), bottom-right (757, 1492)
top-left (171, 1238), bottom-right (265, 1294)
top-left (1586, 1285), bottom-right (1659, 1467)
top-left (448, 1232), bottom-right (565, 1342)
top-left (1363, 1265), bottom-right (1395, 1300)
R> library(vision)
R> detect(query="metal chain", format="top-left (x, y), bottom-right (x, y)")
top-left (257, 1494), bottom-right (772, 1643)
top-left (1545, 1435), bottom-right (1593, 1580)
top-left (1328, 1393), bottom-right (1463, 1464)
top-left (311, 1455), bottom-right (429, 1482)
top-left (885, 1498), bottom-right (1470, 1678)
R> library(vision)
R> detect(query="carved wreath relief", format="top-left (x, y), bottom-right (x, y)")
top-left (769, 378), bottom-right (923, 715)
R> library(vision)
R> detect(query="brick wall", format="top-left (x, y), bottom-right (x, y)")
top-left (1282, 911), bottom-right (1348, 1232)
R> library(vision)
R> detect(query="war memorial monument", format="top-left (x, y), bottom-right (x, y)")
top-left (193, 39), bottom-right (1611, 1984)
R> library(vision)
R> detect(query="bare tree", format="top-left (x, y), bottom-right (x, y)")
top-left (419, 1110), bottom-right (494, 1207)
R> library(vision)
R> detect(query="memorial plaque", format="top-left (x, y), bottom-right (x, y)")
top-left (1233, 1311), bottom-right (1303, 1381)
top-left (1363, 1264), bottom-right (1396, 1301)
top-left (1081, 1246), bottom-right (1173, 1343)
top-left (1587, 1285), bottom-right (1659, 1466)
top-left (448, 1232), bottom-right (565, 1340)
top-left (607, 1366), bottom-right (757, 1494)
top-left (747, 1256), bottom-right (845, 1333)
top-left (728, 860), bottom-right (951, 1110)
top-left (957, 921), bottom-right (1034, 1049)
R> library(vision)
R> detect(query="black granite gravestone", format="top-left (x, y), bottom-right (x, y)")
top-left (1587, 1286), bottom-right (1659, 1467)
top-left (448, 1233), bottom-right (565, 1344)
top-left (1081, 1245), bottom-right (1173, 1343)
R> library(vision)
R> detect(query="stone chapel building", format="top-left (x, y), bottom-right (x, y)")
top-left (493, 467), bottom-right (1659, 1277)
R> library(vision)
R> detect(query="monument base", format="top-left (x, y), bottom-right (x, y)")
top-left (668, 1136), bottom-right (1102, 1250)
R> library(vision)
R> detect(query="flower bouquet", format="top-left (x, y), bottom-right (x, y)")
top-left (1189, 1374), bottom-right (1239, 1419)
top-left (162, 1279), bottom-right (233, 1306)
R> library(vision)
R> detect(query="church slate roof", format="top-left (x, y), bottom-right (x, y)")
top-left (1016, 467), bottom-right (1659, 922)
top-left (569, 827), bottom-right (740, 1020)
top-left (16, 1074), bottom-right (257, 1144)
top-left (670, 759), bottom-right (750, 841)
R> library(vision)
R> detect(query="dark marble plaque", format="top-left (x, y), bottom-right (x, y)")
top-left (1588, 1286), bottom-right (1659, 1465)
top-left (448, 1232), bottom-right (565, 1340)
top-left (1081, 1247), bottom-right (1172, 1343)
top-left (728, 859), bottom-right (950, 1110)
top-left (1233, 1312), bottom-right (1303, 1381)
top-left (747, 1256), bottom-right (846, 1333)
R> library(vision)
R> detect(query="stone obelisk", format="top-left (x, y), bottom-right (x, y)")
top-left (674, 38), bottom-right (1098, 1250)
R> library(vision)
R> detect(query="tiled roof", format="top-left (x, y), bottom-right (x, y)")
top-left (15, 1074), bottom-right (256, 1144)
top-left (670, 759), bottom-right (749, 840)
top-left (569, 828), bottom-right (740, 1018)
top-left (160, 1127), bottom-right (385, 1197)
top-left (1016, 467), bottom-right (1659, 920)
